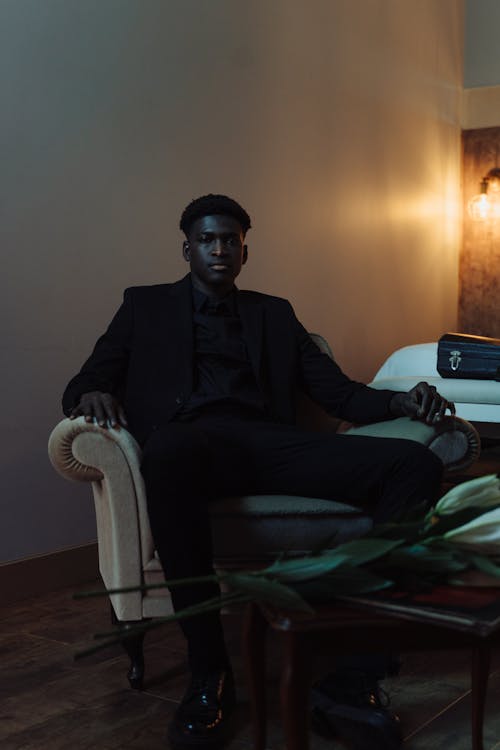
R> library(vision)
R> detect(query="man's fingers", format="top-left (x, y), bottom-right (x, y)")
top-left (79, 392), bottom-right (109, 427)
top-left (117, 403), bottom-right (128, 426)
top-left (91, 397), bottom-right (108, 427)
top-left (71, 400), bottom-right (98, 423)
top-left (415, 382), bottom-right (434, 418)
top-left (437, 399), bottom-right (456, 420)
top-left (403, 382), bottom-right (455, 423)
top-left (425, 395), bottom-right (440, 423)
top-left (411, 383), bottom-right (449, 423)
top-left (69, 392), bottom-right (126, 429)
top-left (435, 399), bottom-right (447, 422)
top-left (101, 394), bottom-right (128, 428)
top-left (101, 394), bottom-right (119, 427)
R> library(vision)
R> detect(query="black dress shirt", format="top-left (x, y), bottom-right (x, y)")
top-left (176, 285), bottom-right (268, 419)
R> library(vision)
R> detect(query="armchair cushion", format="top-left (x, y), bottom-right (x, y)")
top-left (343, 415), bottom-right (480, 472)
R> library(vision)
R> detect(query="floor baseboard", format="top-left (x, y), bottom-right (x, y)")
top-left (0, 543), bottom-right (99, 606)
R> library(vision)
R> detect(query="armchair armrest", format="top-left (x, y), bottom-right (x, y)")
top-left (49, 416), bottom-right (142, 477)
top-left (48, 418), bottom-right (152, 620)
top-left (342, 415), bottom-right (480, 473)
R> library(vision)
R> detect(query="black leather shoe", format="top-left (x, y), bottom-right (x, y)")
top-left (168, 669), bottom-right (236, 749)
top-left (310, 671), bottom-right (402, 750)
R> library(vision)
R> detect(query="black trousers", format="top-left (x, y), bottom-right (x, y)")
top-left (141, 411), bottom-right (443, 672)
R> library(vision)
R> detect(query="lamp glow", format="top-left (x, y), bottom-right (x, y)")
top-left (468, 168), bottom-right (500, 221)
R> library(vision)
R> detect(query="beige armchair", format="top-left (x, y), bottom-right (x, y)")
top-left (48, 335), bottom-right (480, 688)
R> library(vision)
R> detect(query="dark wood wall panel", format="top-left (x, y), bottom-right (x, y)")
top-left (460, 127), bottom-right (500, 337)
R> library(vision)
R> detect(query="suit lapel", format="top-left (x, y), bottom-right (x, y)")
top-left (238, 292), bottom-right (265, 386)
top-left (161, 274), bottom-right (194, 387)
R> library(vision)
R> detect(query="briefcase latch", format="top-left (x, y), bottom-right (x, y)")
top-left (449, 349), bottom-right (462, 371)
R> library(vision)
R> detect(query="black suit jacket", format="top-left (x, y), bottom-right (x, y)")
top-left (63, 274), bottom-right (395, 444)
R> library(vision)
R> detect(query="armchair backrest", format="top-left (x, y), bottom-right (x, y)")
top-left (295, 333), bottom-right (344, 433)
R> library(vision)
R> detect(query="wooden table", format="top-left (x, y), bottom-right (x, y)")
top-left (242, 589), bottom-right (500, 750)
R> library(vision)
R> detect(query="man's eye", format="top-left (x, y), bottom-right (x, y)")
top-left (199, 234), bottom-right (213, 243)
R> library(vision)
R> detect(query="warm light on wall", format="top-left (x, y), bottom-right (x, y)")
top-left (461, 129), bottom-right (500, 338)
top-left (468, 167), bottom-right (500, 221)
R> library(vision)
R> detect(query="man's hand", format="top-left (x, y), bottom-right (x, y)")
top-left (69, 391), bottom-right (128, 429)
top-left (389, 382), bottom-right (455, 424)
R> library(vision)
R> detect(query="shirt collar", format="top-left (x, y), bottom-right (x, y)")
top-left (191, 282), bottom-right (238, 316)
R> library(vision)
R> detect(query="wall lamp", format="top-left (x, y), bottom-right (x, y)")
top-left (468, 167), bottom-right (500, 221)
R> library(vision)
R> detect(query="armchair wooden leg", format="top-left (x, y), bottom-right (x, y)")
top-left (121, 625), bottom-right (146, 690)
top-left (110, 605), bottom-right (146, 690)
top-left (280, 632), bottom-right (311, 750)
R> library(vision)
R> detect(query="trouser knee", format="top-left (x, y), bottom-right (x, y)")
top-left (142, 423), bottom-right (210, 480)
top-left (400, 442), bottom-right (443, 487)
top-left (141, 423), bottom-right (214, 514)
top-left (375, 441), bottom-right (443, 523)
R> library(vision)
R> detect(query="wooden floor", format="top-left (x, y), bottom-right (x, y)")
top-left (3, 443), bottom-right (500, 749)
top-left (1, 583), bottom-right (500, 749)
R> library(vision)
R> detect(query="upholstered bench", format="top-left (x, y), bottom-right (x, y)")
top-left (370, 342), bottom-right (500, 431)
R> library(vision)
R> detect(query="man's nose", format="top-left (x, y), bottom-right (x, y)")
top-left (212, 239), bottom-right (226, 255)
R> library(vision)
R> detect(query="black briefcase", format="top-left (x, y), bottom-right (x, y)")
top-left (437, 333), bottom-right (500, 380)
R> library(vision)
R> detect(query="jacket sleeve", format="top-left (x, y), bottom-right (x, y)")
top-left (292, 311), bottom-right (396, 424)
top-left (62, 289), bottom-right (133, 415)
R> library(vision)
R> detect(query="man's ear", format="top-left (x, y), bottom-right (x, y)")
top-left (182, 241), bottom-right (190, 262)
top-left (242, 244), bottom-right (248, 265)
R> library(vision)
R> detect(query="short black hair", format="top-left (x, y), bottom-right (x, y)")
top-left (180, 194), bottom-right (252, 236)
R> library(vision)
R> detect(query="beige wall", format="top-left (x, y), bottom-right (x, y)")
top-left (1, 0), bottom-right (463, 562)
top-left (462, 86), bottom-right (500, 128)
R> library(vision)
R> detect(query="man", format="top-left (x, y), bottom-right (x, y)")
top-left (63, 194), bottom-right (453, 750)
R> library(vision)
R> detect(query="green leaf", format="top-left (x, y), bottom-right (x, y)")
top-left (333, 537), bottom-right (404, 565)
top-left (469, 553), bottom-right (500, 577)
top-left (226, 573), bottom-right (314, 612)
top-left (309, 531), bottom-right (341, 555)
top-left (384, 544), bottom-right (468, 574)
top-left (261, 538), bottom-right (403, 583)
top-left (75, 591), bottom-right (249, 659)
top-left (365, 519), bottom-right (428, 543)
top-left (261, 553), bottom-right (350, 581)
top-left (295, 566), bottom-right (393, 600)
top-left (73, 573), bottom-right (220, 599)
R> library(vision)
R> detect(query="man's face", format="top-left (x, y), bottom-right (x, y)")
top-left (183, 214), bottom-right (248, 298)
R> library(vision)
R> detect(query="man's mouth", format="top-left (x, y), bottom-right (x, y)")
top-left (210, 264), bottom-right (230, 271)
